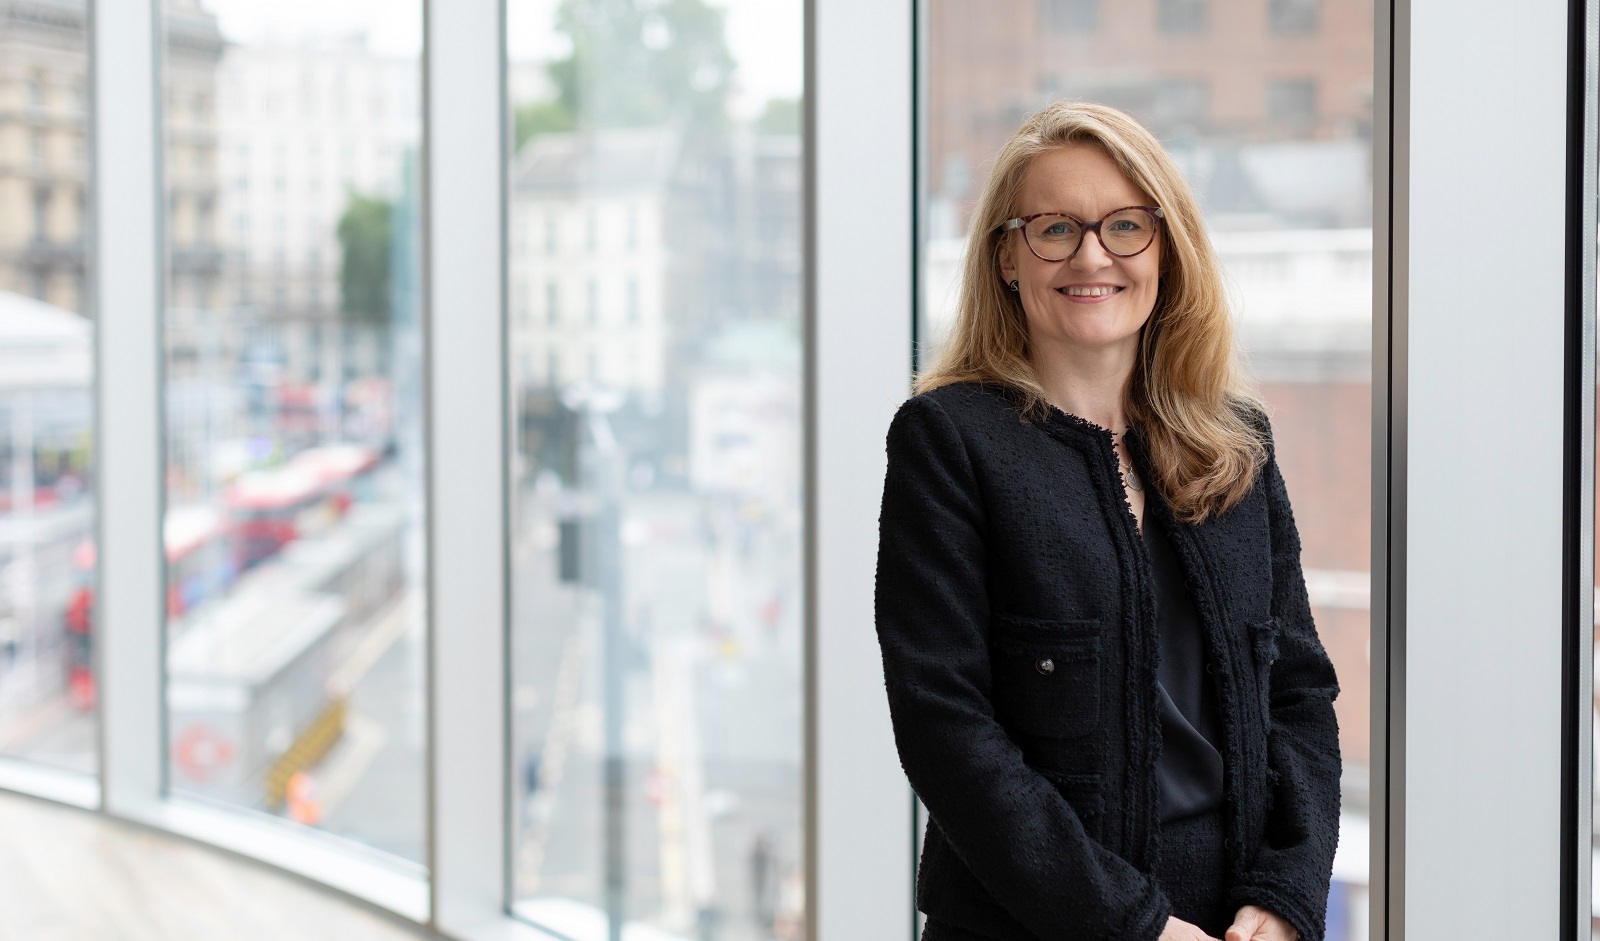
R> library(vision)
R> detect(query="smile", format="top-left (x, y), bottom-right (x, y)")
top-left (1056, 285), bottom-right (1125, 302)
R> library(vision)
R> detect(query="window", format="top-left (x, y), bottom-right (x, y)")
top-left (25, 74), bottom-right (43, 107)
top-left (546, 280), bottom-right (559, 324)
top-left (33, 187), bottom-right (51, 244)
top-left (1157, 0), bottom-right (1206, 34)
top-left (1270, 0), bottom-right (1319, 34)
top-left (1267, 78), bottom-right (1318, 125)
top-left (161, 0), bottom-right (427, 866)
top-left (507, 0), bottom-right (805, 934)
top-left (1041, 0), bottom-right (1097, 33)
top-left (196, 198), bottom-right (213, 242)
top-left (925, 1), bottom-right (1373, 935)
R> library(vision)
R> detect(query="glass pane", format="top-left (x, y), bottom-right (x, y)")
top-left (160, 0), bottom-right (426, 865)
top-left (0, 6), bottom-right (98, 775)
top-left (506, 0), bottom-right (805, 937)
top-left (924, 1), bottom-right (1372, 937)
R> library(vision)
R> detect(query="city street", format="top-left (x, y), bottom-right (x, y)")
top-left (511, 480), bottom-right (804, 941)
top-left (0, 470), bottom-right (808, 940)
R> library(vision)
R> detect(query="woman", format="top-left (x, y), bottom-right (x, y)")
top-left (874, 101), bottom-right (1341, 941)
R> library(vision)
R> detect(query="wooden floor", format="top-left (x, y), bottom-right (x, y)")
top-left (0, 790), bottom-right (438, 941)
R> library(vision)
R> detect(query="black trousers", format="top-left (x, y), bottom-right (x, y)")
top-left (920, 808), bottom-right (1231, 941)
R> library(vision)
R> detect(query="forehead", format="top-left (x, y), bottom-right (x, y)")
top-left (1017, 143), bottom-right (1150, 217)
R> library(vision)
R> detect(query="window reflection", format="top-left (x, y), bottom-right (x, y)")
top-left (508, 0), bottom-right (804, 937)
top-left (926, 0), bottom-right (1372, 936)
top-left (0, 1), bottom-right (96, 776)
top-left (160, 0), bottom-right (427, 865)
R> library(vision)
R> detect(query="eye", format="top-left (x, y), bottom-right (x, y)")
top-left (1107, 218), bottom-right (1143, 233)
top-left (1041, 221), bottom-right (1075, 237)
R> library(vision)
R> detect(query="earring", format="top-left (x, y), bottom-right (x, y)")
top-left (1008, 280), bottom-right (1019, 292)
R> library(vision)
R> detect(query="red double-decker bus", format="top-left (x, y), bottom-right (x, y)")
top-left (64, 505), bottom-right (232, 709)
top-left (224, 444), bottom-right (382, 571)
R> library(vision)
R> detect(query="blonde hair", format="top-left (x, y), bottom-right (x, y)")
top-left (916, 100), bottom-right (1265, 523)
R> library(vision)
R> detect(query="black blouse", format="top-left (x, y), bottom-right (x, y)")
top-left (1143, 501), bottom-right (1226, 824)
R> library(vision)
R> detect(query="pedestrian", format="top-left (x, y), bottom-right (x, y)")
top-left (874, 100), bottom-right (1341, 941)
top-left (748, 830), bottom-right (776, 928)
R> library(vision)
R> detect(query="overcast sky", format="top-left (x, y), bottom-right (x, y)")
top-left (201, 0), bottom-right (803, 111)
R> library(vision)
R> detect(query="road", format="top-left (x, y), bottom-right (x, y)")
top-left (510, 481), bottom-right (804, 941)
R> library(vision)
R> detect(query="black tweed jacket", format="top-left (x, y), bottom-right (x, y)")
top-left (874, 382), bottom-right (1341, 941)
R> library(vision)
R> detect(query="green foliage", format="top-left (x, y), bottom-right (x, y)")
top-left (515, 98), bottom-right (577, 149)
top-left (547, 0), bottom-right (734, 131)
top-left (756, 97), bottom-right (800, 135)
top-left (336, 194), bottom-right (391, 322)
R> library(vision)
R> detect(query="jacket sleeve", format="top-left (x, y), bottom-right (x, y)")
top-left (874, 394), bottom-right (1172, 941)
top-left (1228, 429), bottom-right (1343, 941)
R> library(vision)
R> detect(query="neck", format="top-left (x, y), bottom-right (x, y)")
top-left (1030, 337), bottom-right (1137, 434)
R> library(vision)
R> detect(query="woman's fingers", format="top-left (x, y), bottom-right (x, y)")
top-left (1160, 915), bottom-right (1223, 941)
top-left (1226, 904), bottom-right (1269, 941)
top-left (1226, 905), bottom-right (1299, 941)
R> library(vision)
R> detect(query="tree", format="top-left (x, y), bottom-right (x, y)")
top-left (548, 0), bottom-right (733, 132)
top-left (336, 194), bottom-right (391, 322)
top-left (515, 98), bottom-right (576, 150)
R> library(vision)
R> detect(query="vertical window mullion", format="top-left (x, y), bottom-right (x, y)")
top-left (1388, 0), bottom-right (1578, 934)
top-left (92, 0), bottom-right (169, 815)
top-left (424, 0), bottom-right (510, 931)
top-left (808, 0), bottom-right (916, 937)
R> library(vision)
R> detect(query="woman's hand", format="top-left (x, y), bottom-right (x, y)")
top-left (1159, 916), bottom-right (1222, 941)
top-left (1225, 905), bottom-right (1299, 941)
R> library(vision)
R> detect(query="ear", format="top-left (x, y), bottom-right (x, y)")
top-left (997, 236), bottom-right (1018, 287)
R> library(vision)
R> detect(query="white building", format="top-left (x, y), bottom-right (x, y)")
top-left (213, 36), bottom-right (420, 384)
top-left (510, 128), bottom-right (674, 397)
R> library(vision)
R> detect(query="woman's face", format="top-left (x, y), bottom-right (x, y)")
top-left (999, 143), bottom-right (1163, 361)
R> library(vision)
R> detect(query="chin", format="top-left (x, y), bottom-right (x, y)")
top-left (1055, 320), bottom-right (1146, 350)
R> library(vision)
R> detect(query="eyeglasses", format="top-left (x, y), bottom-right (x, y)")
top-left (1000, 206), bottom-right (1164, 262)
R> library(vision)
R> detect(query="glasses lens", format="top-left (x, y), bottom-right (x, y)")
top-left (1023, 215), bottom-right (1082, 261)
top-left (1099, 209), bottom-right (1156, 256)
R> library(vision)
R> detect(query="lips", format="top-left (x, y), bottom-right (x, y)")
top-left (1058, 285), bottom-right (1124, 297)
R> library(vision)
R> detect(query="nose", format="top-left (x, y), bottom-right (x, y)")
top-left (1067, 227), bottom-right (1114, 270)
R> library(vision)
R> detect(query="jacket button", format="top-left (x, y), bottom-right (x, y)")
top-left (1035, 658), bottom-right (1055, 675)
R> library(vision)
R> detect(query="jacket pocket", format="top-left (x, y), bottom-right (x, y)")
top-left (1247, 616), bottom-right (1279, 730)
top-left (989, 614), bottom-right (1101, 740)
top-left (1036, 768), bottom-right (1104, 820)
